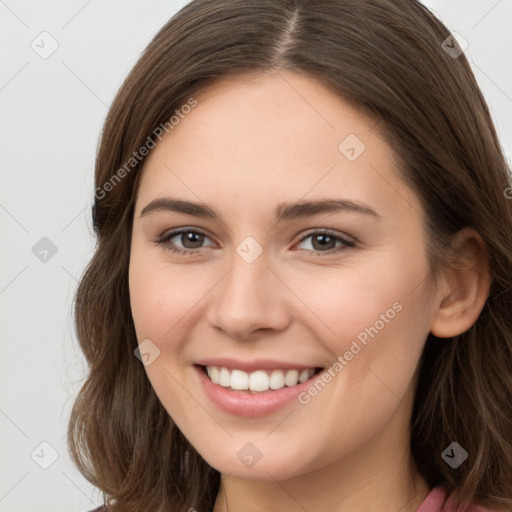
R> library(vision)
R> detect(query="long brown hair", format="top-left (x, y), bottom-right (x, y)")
top-left (68, 1), bottom-right (512, 510)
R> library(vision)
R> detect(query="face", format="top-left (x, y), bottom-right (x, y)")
top-left (129, 70), bottom-right (437, 481)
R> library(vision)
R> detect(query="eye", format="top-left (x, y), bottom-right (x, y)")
top-left (295, 230), bottom-right (355, 254)
top-left (156, 228), bottom-right (216, 255)
top-left (155, 228), bottom-right (355, 256)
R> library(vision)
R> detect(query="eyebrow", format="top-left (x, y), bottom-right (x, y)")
top-left (140, 197), bottom-right (382, 221)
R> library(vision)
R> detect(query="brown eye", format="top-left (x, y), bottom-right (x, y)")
top-left (180, 231), bottom-right (205, 249)
top-left (156, 228), bottom-right (215, 254)
top-left (311, 234), bottom-right (336, 251)
top-left (296, 230), bottom-right (355, 254)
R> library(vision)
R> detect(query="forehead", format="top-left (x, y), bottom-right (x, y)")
top-left (135, 70), bottom-right (418, 221)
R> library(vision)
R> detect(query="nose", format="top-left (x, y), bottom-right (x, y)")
top-left (205, 251), bottom-right (291, 340)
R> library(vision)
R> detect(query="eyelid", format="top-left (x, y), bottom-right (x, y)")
top-left (155, 227), bottom-right (356, 256)
top-left (296, 228), bottom-right (356, 244)
top-left (292, 229), bottom-right (356, 253)
top-left (155, 227), bottom-right (217, 254)
top-left (158, 226), bottom-right (213, 242)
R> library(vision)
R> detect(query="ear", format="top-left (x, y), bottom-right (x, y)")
top-left (430, 227), bottom-right (492, 338)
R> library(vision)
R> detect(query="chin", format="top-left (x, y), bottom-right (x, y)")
top-left (196, 440), bottom-right (317, 481)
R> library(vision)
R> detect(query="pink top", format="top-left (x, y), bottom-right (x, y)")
top-left (417, 487), bottom-right (491, 512)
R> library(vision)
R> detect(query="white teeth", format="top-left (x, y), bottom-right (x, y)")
top-left (284, 369), bottom-right (299, 386)
top-left (269, 369), bottom-right (285, 390)
top-left (298, 368), bottom-right (310, 383)
top-left (205, 366), bottom-right (316, 392)
top-left (207, 366), bottom-right (219, 383)
top-left (230, 369), bottom-right (249, 390)
top-left (218, 367), bottom-right (231, 387)
top-left (249, 370), bottom-right (270, 392)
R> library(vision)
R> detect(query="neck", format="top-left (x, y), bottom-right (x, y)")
top-left (214, 456), bottom-right (429, 512)
top-left (214, 462), bottom-right (429, 512)
top-left (212, 403), bottom-right (430, 512)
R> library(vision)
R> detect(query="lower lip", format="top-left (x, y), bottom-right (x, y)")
top-left (194, 365), bottom-right (321, 417)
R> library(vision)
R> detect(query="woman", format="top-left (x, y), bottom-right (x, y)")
top-left (69, 1), bottom-right (512, 510)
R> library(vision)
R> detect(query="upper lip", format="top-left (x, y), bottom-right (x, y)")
top-left (195, 358), bottom-right (323, 372)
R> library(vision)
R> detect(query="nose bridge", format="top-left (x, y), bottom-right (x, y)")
top-left (206, 248), bottom-right (289, 337)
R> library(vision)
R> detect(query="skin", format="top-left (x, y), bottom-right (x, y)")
top-left (128, 70), bottom-right (491, 512)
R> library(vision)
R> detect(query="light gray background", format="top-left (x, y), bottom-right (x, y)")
top-left (1, 1), bottom-right (511, 511)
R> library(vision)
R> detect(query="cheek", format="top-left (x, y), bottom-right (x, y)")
top-left (279, 260), bottom-right (417, 351)
top-left (128, 250), bottom-right (210, 423)
top-left (279, 249), bottom-right (431, 398)
top-left (128, 249), bottom-right (210, 342)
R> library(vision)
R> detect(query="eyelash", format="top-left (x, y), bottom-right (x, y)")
top-left (155, 228), bottom-right (356, 257)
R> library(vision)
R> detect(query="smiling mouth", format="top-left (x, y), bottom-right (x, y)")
top-left (198, 365), bottom-right (324, 394)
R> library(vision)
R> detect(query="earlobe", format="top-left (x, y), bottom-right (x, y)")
top-left (429, 228), bottom-right (492, 339)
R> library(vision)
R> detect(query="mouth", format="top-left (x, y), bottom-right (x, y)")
top-left (193, 361), bottom-right (327, 417)
top-left (196, 364), bottom-right (324, 394)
